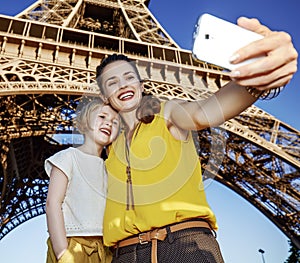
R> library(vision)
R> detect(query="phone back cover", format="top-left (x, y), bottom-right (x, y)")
top-left (192, 13), bottom-right (263, 70)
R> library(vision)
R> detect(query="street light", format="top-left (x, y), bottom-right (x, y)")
top-left (258, 249), bottom-right (266, 263)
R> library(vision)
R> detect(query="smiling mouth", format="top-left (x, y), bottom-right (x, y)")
top-left (118, 91), bottom-right (134, 100)
top-left (100, 128), bottom-right (111, 136)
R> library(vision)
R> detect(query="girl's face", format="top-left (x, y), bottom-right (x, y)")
top-left (86, 104), bottom-right (120, 146)
top-left (100, 60), bottom-right (143, 112)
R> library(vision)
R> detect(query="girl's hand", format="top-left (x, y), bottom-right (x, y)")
top-left (56, 248), bottom-right (67, 260)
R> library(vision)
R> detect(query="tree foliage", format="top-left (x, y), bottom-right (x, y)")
top-left (285, 240), bottom-right (300, 263)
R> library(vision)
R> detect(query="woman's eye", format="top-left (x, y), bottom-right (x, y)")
top-left (107, 80), bottom-right (118, 87)
top-left (127, 75), bottom-right (136, 81)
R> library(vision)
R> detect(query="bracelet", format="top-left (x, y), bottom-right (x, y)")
top-left (245, 86), bottom-right (285, 100)
top-left (245, 87), bottom-right (266, 99)
top-left (261, 86), bottom-right (285, 100)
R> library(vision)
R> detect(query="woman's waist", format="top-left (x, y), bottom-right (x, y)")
top-left (104, 209), bottom-right (217, 246)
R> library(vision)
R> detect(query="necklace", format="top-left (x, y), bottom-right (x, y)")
top-left (124, 121), bottom-right (142, 211)
top-left (125, 139), bottom-right (134, 210)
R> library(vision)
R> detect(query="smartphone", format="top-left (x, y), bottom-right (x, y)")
top-left (192, 13), bottom-right (264, 70)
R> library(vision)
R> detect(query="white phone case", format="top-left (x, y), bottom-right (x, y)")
top-left (192, 13), bottom-right (264, 70)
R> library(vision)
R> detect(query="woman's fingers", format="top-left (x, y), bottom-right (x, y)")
top-left (232, 59), bottom-right (297, 89)
top-left (229, 17), bottom-right (298, 90)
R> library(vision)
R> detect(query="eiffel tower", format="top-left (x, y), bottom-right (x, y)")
top-left (0, 0), bottom-right (299, 248)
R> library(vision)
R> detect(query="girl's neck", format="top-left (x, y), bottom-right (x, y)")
top-left (77, 142), bottom-right (103, 157)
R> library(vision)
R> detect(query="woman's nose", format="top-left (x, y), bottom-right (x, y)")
top-left (119, 78), bottom-right (127, 88)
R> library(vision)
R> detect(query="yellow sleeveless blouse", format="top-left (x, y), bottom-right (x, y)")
top-left (103, 103), bottom-right (217, 246)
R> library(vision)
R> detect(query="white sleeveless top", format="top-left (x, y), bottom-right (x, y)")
top-left (45, 147), bottom-right (107, 236)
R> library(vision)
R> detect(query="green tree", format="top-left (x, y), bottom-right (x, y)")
top-left (285, 240), bottom-right (300, 263)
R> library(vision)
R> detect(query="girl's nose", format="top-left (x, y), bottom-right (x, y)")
top-left (105, 120), bottom-right (112, 127)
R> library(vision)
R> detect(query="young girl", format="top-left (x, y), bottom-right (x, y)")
top-left (45, 97), bottom-right (119, 263)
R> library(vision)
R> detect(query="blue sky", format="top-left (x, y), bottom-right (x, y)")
top-left (0, 1), bottom-right (299, 263)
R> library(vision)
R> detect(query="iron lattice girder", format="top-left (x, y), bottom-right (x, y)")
top-left (0, 0), bottom-right (299, 248)
top-left (0, 135), bottom-right (67, 240)
top-left (1, 82), bottom-right (299, 246)
top-left (16, 0), bottom-right (177, 46)
top-left (196, 128), bottom-right (300, 245)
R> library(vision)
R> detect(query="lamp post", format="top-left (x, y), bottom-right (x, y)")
top-left (258, 249), bottom-right (266, 263)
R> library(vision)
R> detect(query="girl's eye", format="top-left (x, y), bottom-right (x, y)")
top-left (113, 120), bottom-right (119, 126)
top-left (98, 114), bottom-right (105, 119)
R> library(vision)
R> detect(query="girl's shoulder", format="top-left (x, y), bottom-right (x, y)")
top-left (44, 147), bottom-right (76, 178)
top-left (51, 147), bottom-right (76, 159)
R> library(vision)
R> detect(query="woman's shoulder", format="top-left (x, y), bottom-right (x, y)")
top-left (161, 99), bottom-right (182, 119)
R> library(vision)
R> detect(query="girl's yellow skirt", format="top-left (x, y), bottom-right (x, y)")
top-left (46, 236), bottom-right (112, 263)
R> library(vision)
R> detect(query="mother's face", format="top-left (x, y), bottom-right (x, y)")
top-left (100, 60), bottom-right (143, 113)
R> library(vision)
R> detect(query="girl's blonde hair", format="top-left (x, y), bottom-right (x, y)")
top-left (75, 96), bottom-right (105, 134)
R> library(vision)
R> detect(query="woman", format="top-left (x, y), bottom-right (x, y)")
top-left (96, 17), bottom-right (297, 263)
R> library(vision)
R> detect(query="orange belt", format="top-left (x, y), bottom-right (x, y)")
top-left (114, 220), bottom-right (211, 263)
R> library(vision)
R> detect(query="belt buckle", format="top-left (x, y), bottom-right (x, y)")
top-left (138, 233), bottom-right (149, 245)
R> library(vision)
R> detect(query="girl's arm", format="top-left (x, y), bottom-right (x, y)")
top-left (46, 166), bottom-right (68, 260)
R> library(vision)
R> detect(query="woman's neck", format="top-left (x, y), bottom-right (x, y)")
top-left (120, 110), bottom-right (140, 143)
top-left (121, 110), bottom-right (139, 132)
